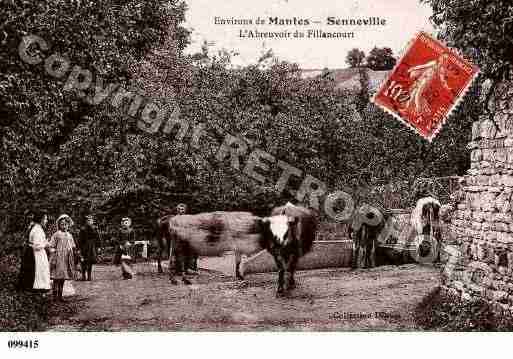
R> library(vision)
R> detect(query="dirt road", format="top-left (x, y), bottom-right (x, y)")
top-left (48, 262), bottom-right (440, 331)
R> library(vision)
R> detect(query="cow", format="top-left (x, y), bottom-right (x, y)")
top-left (159, 211), bottom-right (267, 285)
top-left (159, 204), bottom-right (318, 296)
top-left (267, 203), bottom-right (318, 295)
top-left (349, 204), bottom-right (391, 269)
top-left (410, 196), bottom-right (442, 261)
top-left (157, 211), bottom-right (262, 280)
top-left (156, 213), bottom-right (175, 274)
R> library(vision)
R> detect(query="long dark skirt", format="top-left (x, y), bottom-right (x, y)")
top-left (17, 246), bottom-right (35, 291)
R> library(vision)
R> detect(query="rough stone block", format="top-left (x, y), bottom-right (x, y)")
top-left (480, 119), bottom-right (498, 139)
top-left (495, 213), bottom-right (513, 223)
top-left (494, 222), bottom-right (510, 232)
top-left (481, 192), bottom-right (497, 211)
top-left (484, 212), bottom-right (495, 222)
top-left (471, 149), bottom-right (482, 162)
top-left (476, 175), bottom-right (490, 186)
top-left (496, 112), bottom-right (512, 131)
top-left (497, 148), bottom-right (508, 163)
top-left (472, 121), bottom-right (481, 141)
top-left (488, 186), bottom-right (503, 193)
top-left (502, 175), bottom-right (513, 187)
top-left (484, 231), bottom-right (498, 242)
top-left (482, 149), bottom-right (496, 162)
top-left (498, 233), bottom-right (513, 244)
top-left (477, 244), bottom-right (488, 261)
top-left (505, 147), bottom-right (513, 163)
top-left (508, 253), bottom-right (513, 269)
top-left (496, 192), bottom-right (512, 213)
top-left (490, 174), bottom-right (502, 186)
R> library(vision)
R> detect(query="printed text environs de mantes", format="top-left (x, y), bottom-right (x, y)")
top-left (214, 16), bottom-right (387, 26)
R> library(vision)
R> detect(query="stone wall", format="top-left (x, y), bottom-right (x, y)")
top-left (443, 82), bottom-right (513, 309)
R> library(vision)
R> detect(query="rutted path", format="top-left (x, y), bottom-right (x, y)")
top-left (47, 262), bottom-right (440, 331)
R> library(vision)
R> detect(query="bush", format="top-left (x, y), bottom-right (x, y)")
top-left (414, 287), bottom-right (513, 331)
top-left (0, 255), bottom-right (48, 331)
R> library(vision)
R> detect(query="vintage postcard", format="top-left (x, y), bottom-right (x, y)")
top-left (1, 0), bottom-right (512, 356)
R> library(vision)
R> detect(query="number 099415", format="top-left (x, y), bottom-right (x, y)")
top-left (7, 339), bottom-right (39, 349)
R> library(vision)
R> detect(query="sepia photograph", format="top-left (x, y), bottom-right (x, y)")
top-left (1, 0), bottom-right (513, 355)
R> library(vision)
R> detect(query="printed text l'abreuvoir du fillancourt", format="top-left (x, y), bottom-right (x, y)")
top-left (214, 16), bottom-right (387, 39)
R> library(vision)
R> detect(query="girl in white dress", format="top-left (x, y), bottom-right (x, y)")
top-left (30, 212), bottom-right (51, 292)
top-left (49, 214), bottom-right (77, 301)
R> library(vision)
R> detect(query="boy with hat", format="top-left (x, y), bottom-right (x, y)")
top-left (78, 214), bottom-right (99, 281)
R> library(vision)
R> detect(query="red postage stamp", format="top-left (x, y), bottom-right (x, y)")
top-left (372, 32), bottom-right (479, 141)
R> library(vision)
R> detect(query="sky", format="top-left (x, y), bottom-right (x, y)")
top-left (183, 0), bottom-right (435, 69)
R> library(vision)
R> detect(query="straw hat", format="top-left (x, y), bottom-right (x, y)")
top-left (56, 214), bottom-right (74, 227)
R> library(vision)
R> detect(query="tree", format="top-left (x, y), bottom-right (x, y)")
top-left (422, 0), bottom-right (513, 81)
top-left (357, 66), bottom-right (370, 112)
top-left (366, 47), bottom-right (396, 71)
top-left (0, 1), bottom-right (189, 239)
top-left (346, 48), bottom-right (365, 68)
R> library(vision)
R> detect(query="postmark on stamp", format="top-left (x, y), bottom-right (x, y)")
top-left (372, 32), bottom-right (479, 141)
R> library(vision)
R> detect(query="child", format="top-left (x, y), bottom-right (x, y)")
top-left (113, 217), bottom-right (135, 279)
top-left (78, 214), bottom-right (99, 281)
top-left (49, 214), bottom-right (78, 301)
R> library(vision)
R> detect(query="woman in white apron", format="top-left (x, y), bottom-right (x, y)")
top-left (30, 211), bottom-right (51, 292)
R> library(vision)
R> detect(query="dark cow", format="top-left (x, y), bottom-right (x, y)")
top-left (159, 204), bottom-right (318, 296)
top-left (349, 204), bottom-right (390, 269)
top-left (266, 203), bottom-right (318, 295)
top-left (156, 213), bottom-right (174, 274)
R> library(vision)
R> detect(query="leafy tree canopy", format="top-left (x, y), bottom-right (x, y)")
top-left (366, 47), bottom-right (396, 71)
top-left (345, 48), bottom-right (366, 68)
top-left (422, 0), bottom-right (513, 81)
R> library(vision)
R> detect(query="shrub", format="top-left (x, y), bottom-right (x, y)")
top-left (415, 287), bottom-right (513, 331)
top-left (0, 255), bottom-right (48, 331)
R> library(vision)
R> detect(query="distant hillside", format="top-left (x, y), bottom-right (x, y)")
top-left (300, 68), bottom-right (390, 92)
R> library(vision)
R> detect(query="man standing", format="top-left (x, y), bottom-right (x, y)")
top-left (78, 214), bottom-right (99, 281)
top-left (176, 203), bottom-right (198, 274)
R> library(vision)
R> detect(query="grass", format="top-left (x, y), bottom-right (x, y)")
top-left (414, 287), bottom-right (513, 331)
top-left (0, 255), bottom-right (48, 331)
top-left (0, 254), bottom-right (83, 331)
